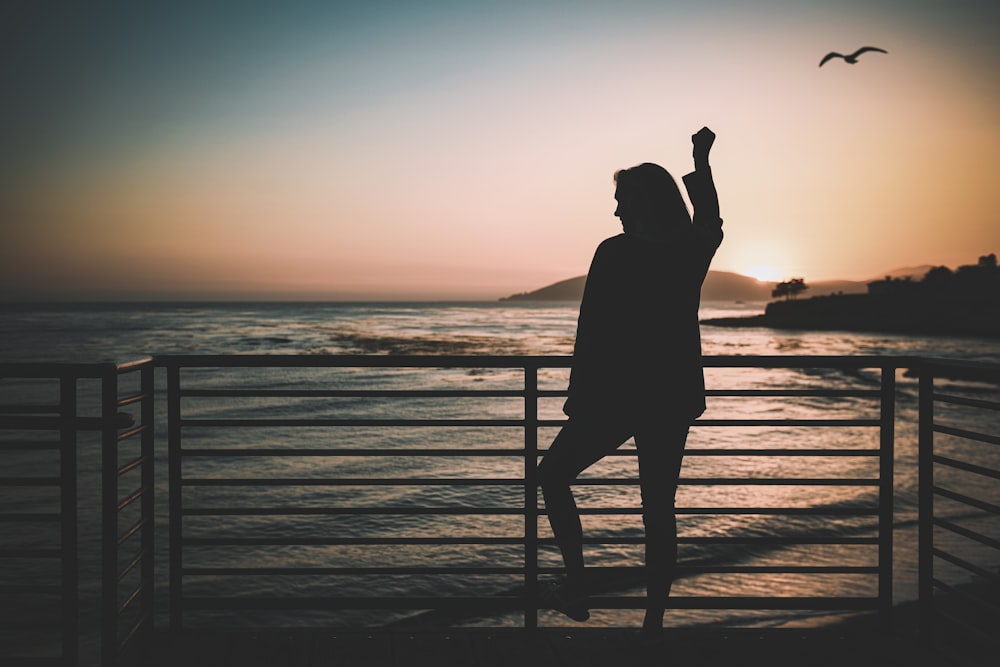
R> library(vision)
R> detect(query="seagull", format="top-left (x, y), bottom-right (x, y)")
top-left (819, 46), bottom-right (888, 67)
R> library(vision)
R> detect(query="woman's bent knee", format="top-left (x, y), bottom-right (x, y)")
top-left (537, 460), bottom-right (573, 490)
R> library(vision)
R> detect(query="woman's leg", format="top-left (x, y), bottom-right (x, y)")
top-left (634, 420), bottom-right (689, 637)
top-left (537, 419), bottom-right (629, 588)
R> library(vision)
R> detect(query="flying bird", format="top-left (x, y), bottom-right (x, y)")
top-left (819, 46), bottom-right (888, 67)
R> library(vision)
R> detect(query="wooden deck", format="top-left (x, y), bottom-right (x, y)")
top-left (141, 627), bottom-right (965, 667)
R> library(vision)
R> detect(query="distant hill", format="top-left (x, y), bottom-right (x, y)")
top-left (500, 271), bottom-right (778, 302)
top-left (500, 276), bottom-right (588, 301)
top-left (499, 266), bottom-right (936, 303)
top-left (879, 264), bottom-right (936, 280)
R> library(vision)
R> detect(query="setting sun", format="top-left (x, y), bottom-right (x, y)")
top-left (744, 265), bottom-right (783, 283)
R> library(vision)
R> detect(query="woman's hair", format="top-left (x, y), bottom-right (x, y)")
top-left (613, 162), bottom-right (691, 229)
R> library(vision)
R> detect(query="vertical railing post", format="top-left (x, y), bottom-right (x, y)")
top-left (917, 364), bottom-right (934, 648)
top-left (101, 365), bottom-right (120, 667)
top-left (139, 363), bottom-right (155, 651)
top-left (877, 363), bottom-right (895, 632)
top-left (167, 362), bottom-right (182, 631)
top-left (59, 374), bottom-right (79, 667)
top-left (523, 362), bottom-right (539, 631)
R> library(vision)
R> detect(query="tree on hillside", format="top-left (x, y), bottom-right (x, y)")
top-left (772, 278), bottom-right (808, 301)
top-left (921, 266), bottom-right (953, 289)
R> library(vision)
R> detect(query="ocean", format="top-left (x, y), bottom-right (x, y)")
top-left (1, 300), bottom-right (998, 661)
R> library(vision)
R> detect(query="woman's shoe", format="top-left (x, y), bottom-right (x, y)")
top-left (538, 581), bottom-right (590, 622)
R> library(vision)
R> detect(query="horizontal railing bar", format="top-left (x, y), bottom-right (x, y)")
top-left (0, 441), bottom-right (61, 451)
top-left (932, 485), bottom-right (1000, 515)
top-left (930, 548), bottom-right (998, 580)
top-left (705, 389), bottom-right (881, 397)
top-left (933, 517), bottom-right (1000, 550)
top-left (115, 357), bottom-right (154, 372)
top-left (181, 506), bottom-right (878, 517)
top-left (116, 423), bottom-right (148, 442)
top-left (182, 507), bottom-right (526, 516)
top-left (677, 565), bottom-right (880, 574)
top-left (934, 392), bottom-right (1000, 412)
top-left (180, 596), bottom-right (518, 611)
top-left (695, 419), bottom-right (880, 427)
top-left (0, 363), bottom-right (113, 378)
top-left (0, 513), bottom-right (61, 522)
top-left (181, 389), bottom-right (528, 398)
top-left (679, 448), bottom-right (880, 457)
top-left (181, 447), bottom-right (527, 457)
top-left (933, 423), bottom-right (1000, 446)
top-left (586, 597), bottom-right (881, 610)
top-left (180, 564), bottom-right (879, 576)
top-left (177, 447), bottom-right (881, 458)
top-left (178, 595), bottom-right (880, 611)
top-left (0, 548), bottom-right (62, 558)
top-left (0, 584), bottom-right (61, 594)
top-left (918, 357), bottom-right (1000, 375)
top-left (119, 548), bottom-right (146, 583)
top-left (595, 535), bottom-right (873, 545)
top-left (0, 477), bottom-right (61, 486)
top-left (158, 354), bottom-right (570, 369)
top-left (183, 566), bottom-right (526, 576)
top-left (0, 404), bottom-right (60, 414)
top-left (543, 419), bottom-right (881, 428)
top-left (562, 536), bottom-right (876, 546)
top-left (179, 476), bottom-right (879, 487)
top-left (155, 354), bottom-right (908, 369)
top-left (175, 387), bottom-right (883, 399)
top-left (183, 537), bottom-right (526, 546)
top-left (932, 454), bottom-right (1000, 481)
top-left (597, 506), bottom-right (878, 515)
top-left (117, 487), bottom-right (144, 513)
top-left (0, 416), bottom-right (121, 430)
top-left (118, 610), bottom-right (152, 654)
top-left (117, 454), bottom-right (149, 477)
top-left (181, 418), bottom-right (525, 427)
top-left (182, 536), bottom-right (879, 547)
top-left (118, 581), bottom-right (144, 615)
top-left (116, 392), bottom-right (151, 408)
top-left (118, 516), bottom-right (149, 547)
top-left (180, 477), bottom-right (525, 487)
top-left (180, 417), bottom-right (882, 428)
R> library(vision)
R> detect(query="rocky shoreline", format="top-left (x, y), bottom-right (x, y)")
top-left (701, 292), bottom-right (1000, 339)
top-left (702, 253), bottom-right (1000, 339)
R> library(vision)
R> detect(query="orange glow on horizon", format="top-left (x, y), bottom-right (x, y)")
top-left (1, 3), bottom-right (998, 300)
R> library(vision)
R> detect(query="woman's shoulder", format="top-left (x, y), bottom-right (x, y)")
top-left (596, 233), bottom-right (628, 249)
top-left (591, 233), bottom-right (630, 258)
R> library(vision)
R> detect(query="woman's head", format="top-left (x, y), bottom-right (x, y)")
top-left (613, 162), bottom-right (691, 238)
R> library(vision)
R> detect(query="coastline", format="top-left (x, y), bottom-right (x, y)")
top-left (701, 293), bottom-right (1000, 339)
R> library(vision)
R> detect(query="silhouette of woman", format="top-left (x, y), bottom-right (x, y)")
top-left (537, 127), bottom-right (722, 643)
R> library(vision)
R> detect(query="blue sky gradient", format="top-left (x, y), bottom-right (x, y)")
top-left (2, 0), bottom-right (998, 299)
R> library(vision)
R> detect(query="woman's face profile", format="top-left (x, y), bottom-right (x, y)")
top-left (615, 185), bottom-right (655, 237)
top-left (614, 186), bottom-right (637, 234)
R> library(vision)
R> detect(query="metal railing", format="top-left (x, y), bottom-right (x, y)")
top-left (918, 359), bottom-right (1000, 664)
top-left (159, 354), bottom-right (897, 632)
top-left (100, 359), bottom-right (156, 667)
top-left (0, 363), bottom-right (97, 666)
top-left (3, 354), bottom-right (997, 666)
top-left (0, 360), bottom-right (157, 667)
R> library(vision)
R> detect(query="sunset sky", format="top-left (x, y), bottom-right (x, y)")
top-left (1, 0), bottom-right (998, 300)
